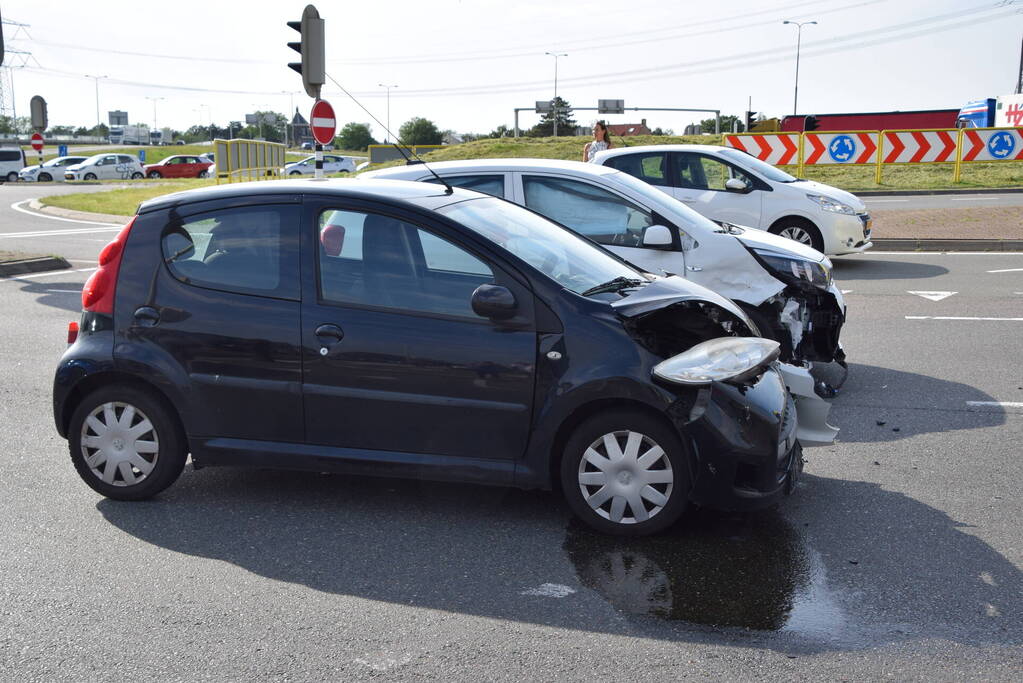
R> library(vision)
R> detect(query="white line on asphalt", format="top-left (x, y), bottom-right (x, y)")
top-left (65, 259), bottom-right (98, 265)
top-left (987, 268), bottom-right (1023, 273)
top-left (864, 199), bottom-right (909, 203)
top-left (906, 315), bottom-right (1023, 321)
top-left (42, 289), bottom-right (82, 293)
top-left (0, 267), bottom-right (97, 282)
top-left (966, 401), bottom-right (1023, 410)
top-left (949, 197), bottom-right (999, 201)
top-left (9, 200), bottom-right (121, 226)
top-left (0, 226), bottom-right (121, 239)
top-left (863, 252), bottom-right (1023, 256)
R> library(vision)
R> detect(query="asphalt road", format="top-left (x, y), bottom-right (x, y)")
top-left (1, 189), bottom-right (1021, 680)
top-left (863, 192), bottom-right (1023, 211)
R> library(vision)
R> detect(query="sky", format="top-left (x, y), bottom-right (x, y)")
top-left (1, 0), bottom-right (1021, 139)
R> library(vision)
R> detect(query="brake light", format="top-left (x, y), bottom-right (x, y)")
top-left (82, 215), bottom-right (138, 315)
top-left (67, 321), bottom-right (79, 345)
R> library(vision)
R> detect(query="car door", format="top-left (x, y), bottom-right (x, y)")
top-left (517, 173), bottom-right (685, 276)
top-left (670, 152), bottom-right (762, 227)
top-left (94, 155), bottom-right (118, 179)
top-left (120, 197), bottom-right (305, 443)
top-left (300, 198), bottom-right (537, 462)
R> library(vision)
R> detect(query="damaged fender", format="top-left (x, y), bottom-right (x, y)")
top-left (775, 363), bottom-right (839, 446)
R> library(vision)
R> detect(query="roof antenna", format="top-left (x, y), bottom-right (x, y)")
top-left (325, 72), bottom-right (453, 195)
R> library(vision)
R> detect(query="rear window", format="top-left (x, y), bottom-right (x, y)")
top-left (0, 150), bottom-right (23, 162)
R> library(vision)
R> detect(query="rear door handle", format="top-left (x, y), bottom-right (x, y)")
top-left (314, 323), bottom-right (344, 343)
top-left (133, 306), bottom-right (160, 327)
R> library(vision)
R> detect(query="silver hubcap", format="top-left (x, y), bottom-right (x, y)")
top-left (80, 402), bottom-right (159, 487)
top-left (578, 430), bottom-right (674, 524)
top-left (779, 226), bottom-right (813, 245)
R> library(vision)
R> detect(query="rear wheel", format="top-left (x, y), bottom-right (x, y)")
top-left (83, 172), bottom-right (97, 181)
top-left (131, 172), bottom-right (144, 180)
top-left (68, 385), bottom-right (187, 500)
top-left (147, 170), bottom-right (162, 179)
top-left (561, 409), bottom-right (691, 536)
top-left (289, 170), bottom-right (303, 176)
top-left (6, 171), bottom-right (18, 182)
top-left (769, 218), bottom-right (824, 253)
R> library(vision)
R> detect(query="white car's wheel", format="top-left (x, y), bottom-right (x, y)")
top-left (83, 173), bottom-right (97, 181)
top-left (289, 170), bottom-right (303, 176)
top-left (5, 171), bottom-right (17, 182)
top-left (770, 218), bottom-right (824, 253)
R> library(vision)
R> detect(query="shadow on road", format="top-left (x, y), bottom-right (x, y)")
top-left (816, 362), bottom-right (1006, 443)
top-left (16, 279), bottom-right (82, 313)
top-left (96, 466), bottom-right (1022, 653)
top-left (831, 258), bottom-right (948, 281)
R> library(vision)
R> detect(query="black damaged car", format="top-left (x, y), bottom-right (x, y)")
top-left (54, 179), bottom-right (799, 535)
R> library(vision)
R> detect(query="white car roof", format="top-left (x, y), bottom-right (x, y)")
top-left (362, 157), bottom-right (620, 179)
top-left (592, 144), bottom-right (730, 163)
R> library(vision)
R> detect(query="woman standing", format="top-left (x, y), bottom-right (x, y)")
top-left (583, 120), bottom-right (613, 162)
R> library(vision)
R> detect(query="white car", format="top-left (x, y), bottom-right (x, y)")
top-left (18, 156), bottom-right (88, 182)
top-left (0, 147), bottom-right (27, 182)
top-left (284, 154), bottom-right (355, 176)
top-left (64, 153), bottom-right (145, 181)
top-left (592, 145), bottom-right (872, 256)
top-left (365, 158), bottom-right (846, 445)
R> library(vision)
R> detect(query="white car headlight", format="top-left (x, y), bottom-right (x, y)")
top-left (807, 193), bottom-right (856, 215)
top-left (653, 337), bottom-right (781, 386)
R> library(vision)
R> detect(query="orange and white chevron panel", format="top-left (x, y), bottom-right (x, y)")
top-left (881, 130), bottom-right (958, 164)
top-left (803, 132), bottom-right (878, 165)
top-left (724, 134), bottom-right (799, 165)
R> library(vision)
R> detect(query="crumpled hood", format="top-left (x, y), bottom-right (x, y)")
top-left (730, 224), bottom-right (826, 262)
top-left (796, 179), bottom-right (866, 212)
top-left (611, 275), bottom-right (750, 323)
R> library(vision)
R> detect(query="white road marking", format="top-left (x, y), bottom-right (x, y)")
top-left (906, 315), bottom-right (1023, 321)
top-left (42, 289), bottom-right (81, 293)
top-left (907, 290), bottom-right (957, 301)
top-left (966, 401), bottom-right (1023, 410)
top-left (864, 252), bottom-right (1023, 256)
top-left (0, 225), bottom-right (120, 239)
top-left (950, 197), bottom-right (999, 201)
top-left (9, 200), bottom-right (122, 226)
top-left (0, 267), bottom-right (97, 282)
top-left (987, 268), bottom-right (1023, 273)
top-left (520, 583), bottom-right (576, 598)
top-left (864, 199), bottom-right (909, 203)
top-left (841, 289), bottom-right (853, 294)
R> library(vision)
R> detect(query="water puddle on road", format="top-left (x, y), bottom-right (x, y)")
top-left (563, 511), bottom-right (850, 640)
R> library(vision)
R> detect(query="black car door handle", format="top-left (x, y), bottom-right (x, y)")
top-left (314, 324), bottom-right (344, 343)
top-left (133, 306), bottom-right (160, 327)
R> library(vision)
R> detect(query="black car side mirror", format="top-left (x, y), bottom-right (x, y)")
top-left (471, 284), bottom-right (517, 320)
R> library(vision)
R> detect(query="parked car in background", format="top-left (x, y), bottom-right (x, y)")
top-left (144, 155), bottom-right (212, 179)
top-left (0, 146), bottom-right (27, 182)
top-left (19, 156), bottom-right (88, 182)
top-left (54, 178), bottom-right (801, 535)
top-left (64, 154), bottom-right (145, 181)
top-left (592, 145), bottom-right (872, 256)
top-left (284, 154), bottom-right (355, 176)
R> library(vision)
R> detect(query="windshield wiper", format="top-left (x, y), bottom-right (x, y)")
top-left (580, 276), bottom-right (646, 297)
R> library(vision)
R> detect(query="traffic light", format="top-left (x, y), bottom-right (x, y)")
top-left (804, 115), bottom-right (819, 131)
top-left (287, 5), bottom-right (325, 99)
top-left (745, 110), bottom-right (757, 131)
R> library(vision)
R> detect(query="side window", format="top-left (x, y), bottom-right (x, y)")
top-left (162, 205), bottom-right (300, 300)
top-left (604, 153), bottom-right (667, 186)
top-left (317, 209), bottom-right (494, 319)
top-left (119, 155), bottom-right (135, 164)
top-left (426, 174), bottom-right (505, 198)
top-left (522, 175), bottom-right (654, 248)
top-left (678, 154), bottom-right (750, 191)
top-left (699, 157), bottom-right (729, 191)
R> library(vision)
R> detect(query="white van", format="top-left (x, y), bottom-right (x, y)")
top-left (0, 147), bottom-right (27, 182)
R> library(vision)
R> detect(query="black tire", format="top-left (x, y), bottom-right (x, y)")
top-left (148, 170), bottom-right (162, 179)
top-left (38, 172), bottom-right (52, 182)
top-left (198, 170), bottom-right (208, 178)
top-left (289, 170), bottom-right (302, 176)
top-left (560, 409), bottom-right (691, 536)
top-left (68, 385), bottom-right (187, 501)
top-left (7, 171), bottom-right (19, 182)
top-left (84, 172), bottom-right (97, 181)
top-left (131, 172), bottom-right (144, 180)
top-left (769, 218), bottom-right (824, 253)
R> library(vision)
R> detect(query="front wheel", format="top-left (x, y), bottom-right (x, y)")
top-left (289, 170), bottom-right (303, 176)
top-left (6, 171), bottom-right (18, 182)
top-left (198, 170), bottom-right (208, 178)
top-left (68, 385), bottom-right (187, 500)
top-left (770, 219), bottom-right (824, 253)
top-left (561, 410), bottom-right (691, 536)
top-left (38, 172), bottom-right (52, 182)
top-left (131, 172), bottom-right (144, 180)
top-left (83, 173), bottom-right (97, 181)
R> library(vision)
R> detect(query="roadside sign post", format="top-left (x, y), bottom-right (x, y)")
top-left (58, 144), bottom-right (68, 158)
top-left (138, 149), bottom-right (146, 163)
top-left (310, 99), bottom-right (336, 180)
top-left (31, 132), bottom-right (44, 169)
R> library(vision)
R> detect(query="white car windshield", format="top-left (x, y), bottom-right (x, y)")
top-left (718, 148), bottom-right (799, 183)
top-left (437, 197), bottom-right (645, 296)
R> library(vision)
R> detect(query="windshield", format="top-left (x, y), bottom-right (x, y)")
top-left (718, 148), bottom-right (798, 183)
top-left (437, 196), bottom-right (644, 296)
top-left (606, 170), bottom-right (731, 234)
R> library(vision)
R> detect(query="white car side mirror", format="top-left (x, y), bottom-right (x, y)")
top-left (725, 177), bottom-right (751, 193)
top-left (642, 224), bottom-right (673, 247)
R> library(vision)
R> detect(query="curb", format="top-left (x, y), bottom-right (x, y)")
top-left (28, 199), bottom-right (127, 225)
top-left (0, 256), bottom-right (72, 277)
top-left (872, 238), bottom-right (1023, 252)
top-left (857, 188), bottom-right (1023, 197)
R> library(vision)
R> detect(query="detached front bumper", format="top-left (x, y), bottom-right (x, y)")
top-left (677, 366), bottom-right (801, 511)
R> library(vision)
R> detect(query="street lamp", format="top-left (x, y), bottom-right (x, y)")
top-left (782, 20), bottom-right (817, 116)
top-left (544, 52), bottom-right (567, 137)
top-left (378, 84), bottom-right (398, 143)
top-left (281, 90), bottom-right (298, 147)
top-left (145, 96), bottom-right (165, 142)
top-left (85, 75), bottom-right (107, 129)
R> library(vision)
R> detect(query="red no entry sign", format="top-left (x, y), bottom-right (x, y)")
top-left (310, 99), bottom-right (336, 146)
top-left (31, 132), bottom-right (44, 152)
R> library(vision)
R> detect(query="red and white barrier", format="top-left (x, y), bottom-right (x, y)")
top-left (803, 132), bottom-right (878, 165)
top-left (724, 134), bottom-right (798, 166)
top-left (881, 130), bottom-right (958, 164)
top-left (960, 128), bottom-right (1023, 162)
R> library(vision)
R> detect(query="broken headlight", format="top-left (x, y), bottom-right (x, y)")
top-left (753, 249), bottom-right (831, 289)
top-left (653, 337), bottom-right (781, 386)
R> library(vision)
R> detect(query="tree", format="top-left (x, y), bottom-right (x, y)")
top-left (398, 117), bottom-right (443, 145)
top-left (486, 124), bottom-right (512, 139)
top-left (337, 122), bottom-right (377, 151)
top-left (700, 115), bottom-right (741, 133)
top-left (528, 97), bottom-right (577, 137)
